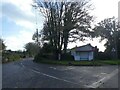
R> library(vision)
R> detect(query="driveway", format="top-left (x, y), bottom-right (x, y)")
top-left (2, 58), bottom-right (119, 88)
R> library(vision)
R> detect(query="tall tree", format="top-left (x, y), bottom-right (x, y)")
top-left (32, 29), bottom-right (42, 46)
top-left (24, 42), bottom-right (40, 57)
top-left (33, 0), bottom-right (93, 60)
top-left (93, 17), bottom-right (119, 59)
top-left (116, 30), bottom-right (120, 59)
top-left (62, 2), bottom-right (93, 53)
top-left (0, 38), bottom-right (6, 51)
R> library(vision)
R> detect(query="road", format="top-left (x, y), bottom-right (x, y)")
top-left (2, 58), bottom-right (119, 88)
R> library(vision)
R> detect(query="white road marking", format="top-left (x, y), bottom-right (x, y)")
top-left (20, 62), bottom-right (118, 88)
top-left (58, 66), bottom-right (75, 71)
top-left (31, 69), bottom-right (80, 85)
top-left (49, 66), bottom-right (75, 71)
top-left (63, 66), bottom-right (75, 71)
top-left (20, 62), bottom-right (80, 85)
top-left (101, 73), bottom-right (107, 75)
top-left (49, 67), bottom-right (56, 70)
top-left (86, 69), bottom-right (118, 88)
top-left (20, 62), bottom-right (25, 68)
top-left (93, 73), bottom-right (107, 78)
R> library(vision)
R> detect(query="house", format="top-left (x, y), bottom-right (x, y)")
top-left (70, 44), bottom-right (98, 61)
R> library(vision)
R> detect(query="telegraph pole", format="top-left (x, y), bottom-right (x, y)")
top-left (118, 1), bottom-right (120, 30)
top-left (118, 1), bottom-right (120, 23)
top-left (33, 4), bottom-right (40, 46)
top-left (113, 21), bottom-right (118, 59)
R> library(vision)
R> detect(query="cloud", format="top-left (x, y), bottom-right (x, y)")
top-left (91, 0), bottom-right (119, 22)
top-left (2, 0), bottom-right (34, 17)
top-left (2, 2), bottom-right (35, 29)
top-left (4, 30), bottom-right (34, 51)
top-left (1, 0), bottom-right (44, 30)
top-left (1, 0), bottom-right (44, 50)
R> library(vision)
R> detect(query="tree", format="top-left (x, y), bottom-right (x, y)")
top-left (24, 42), bottom-right (40, 57)
top-left (33, 0), bottom-right (93, 60)
top-left (116, 30), bottom-right (120, 59)
top-left (62, 1), bottom-right (93, 54)
top-left (0, 38), bottom-right (6, 51)
top-left (93, 17), bottom-right (120, 59)
top-left (32, 29), bottom-right (42, 46)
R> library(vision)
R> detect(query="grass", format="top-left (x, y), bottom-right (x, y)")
top-left (34, 59), bottom-right (120, 66)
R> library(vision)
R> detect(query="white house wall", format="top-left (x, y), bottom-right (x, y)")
top-left (73, 52), bottom-right (93, 61)
top-left (74, 56), bottom-right (80, 61)
top-left (71, 44), bottom-right (94, 61)
top-left (79, 52), bottom-right (89, 60)
top-left (89, 52), bottom-right (94, 60)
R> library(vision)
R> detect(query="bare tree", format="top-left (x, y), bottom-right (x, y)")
top-left (33, 0), bottom-right (93, 60)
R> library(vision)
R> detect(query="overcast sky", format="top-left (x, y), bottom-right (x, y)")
top-left (1, 0), bottom-right (120, 51)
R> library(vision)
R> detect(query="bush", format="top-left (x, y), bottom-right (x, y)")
top-left (34, 43), bottom-right (56, 62)
top-left (34, 52), bottom-right (56, 62)
top-left (34, 43), bottom-right (74, 61)
top-left (61, 53), bottom-right (74, 61)
top-left (2, 52), bottom-right (21, 63)
top-left (34, 52), bottom-right (43, 62)
top-left (7, 54), bottom-right (21, 62)
top-left (96, 52), bottom-right (112, 60)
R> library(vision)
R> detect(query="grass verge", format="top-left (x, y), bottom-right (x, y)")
top-left (34, 59), bottom-right (120, 66)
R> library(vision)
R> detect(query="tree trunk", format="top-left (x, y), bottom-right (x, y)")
top-left (63, 32), bottom-right (68, 54)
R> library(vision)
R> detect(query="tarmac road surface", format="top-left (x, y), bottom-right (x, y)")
top-left (2, 58), bottom-right (119, 88)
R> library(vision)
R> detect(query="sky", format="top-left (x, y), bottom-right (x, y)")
top-left (1, 0), bottom-right (120, 51)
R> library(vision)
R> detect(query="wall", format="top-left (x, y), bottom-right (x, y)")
top-left (73, 51), bottom-right (93, 61)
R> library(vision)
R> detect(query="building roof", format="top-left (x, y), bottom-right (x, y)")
top-left (71, 43), bottom-right (93, 49)
top-left (71, 43), bottom-right (96, 52)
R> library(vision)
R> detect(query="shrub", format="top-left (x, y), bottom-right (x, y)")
top-left (34, 51), bottom-right (43, 62)
top-left (34, 43), bottom-right (74, 61)
top-left (2, 52), bottom-right (21, 63)
top-left (34, 43), bottom-right (56, 62)
top-left (96, 52), bottom-right (112, 60)
top-left (34, 52), bottom-right (56, 62)
top-left (8, 54), bottom-right (21, 62)
top-left (61, 53), bottom-right (74, 61)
